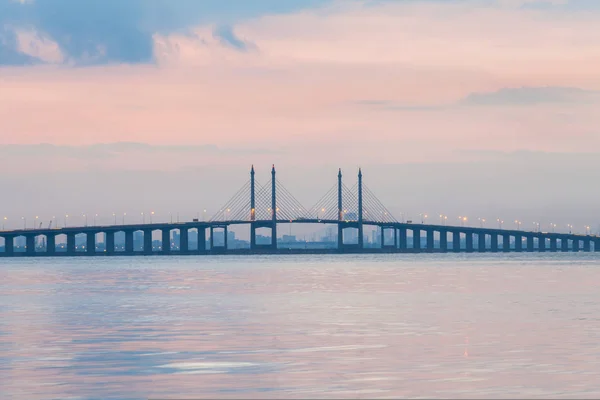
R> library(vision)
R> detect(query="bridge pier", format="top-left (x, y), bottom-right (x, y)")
top-left (502, 234), bottom-right (510, 252)
top-left (595, 238), bottom-right (600, 252)
top-left (67, 233), bottom-right (76, 255)
top-left (583, 238), bottom-right (591, 252)
top-left (515, 234), bottom-right (523, 252)
top-left (180, 228), bottom-right (189, 253)
top-left (143, 229), bottom-right (153, 254)
top-left (162, 229), bottom-right (171, 253)
top-left (478, 233), bottom-right (486, 252)
top-left (452, 231), bottom-right (460, 252)
top-left (125, 231), bottom-right (134, 254)
top-left (25, 235), bottom-right (35, 255)
top-left (465, 233), bottom-right (474, 253)
top-left (87, 233), bottom-right (95, 254)
top-left (538, 235), bottom-right (546, 252)
top-left (550, 237), bottom-right (557, 252)
top-left (491, 234), bottom-right (498, 252)
top-left (426, 229), bottom-right (434, 251)
top-left (106, 232), bottom-right (114, 254)
top-left (47, 234), bottom-right (55, 254)
top-left (412, 228), bottom-right (420, 250)
top-left (526, 235), bottom-right (534, 252)
top-left (439, 230), bottom-right (447, 252)
top-left (198, 227), bottom-right (206, 253)
top-left (572, 238), bottom-right (579, 252)
top-left (561, 238), bottom-right (568, 252)
top-left (399, 228), bottom-right (407, 250)
top-left (5, 236), bottom-right (14, 256)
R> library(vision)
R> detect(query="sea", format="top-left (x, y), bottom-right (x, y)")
top-left (2, 253), bottom-right (600, 399)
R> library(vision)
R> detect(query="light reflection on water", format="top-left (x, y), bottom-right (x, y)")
top-left (2, 253), bottom-right (600, 399)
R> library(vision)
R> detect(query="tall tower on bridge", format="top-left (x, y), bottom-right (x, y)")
top-left (358, 168), bottom-right (364, 248)
top-left (271, 165), bottom-right (277, 249)
top-left (250, 165), bottom-right (256, 248)
top-left (337, 168), bottom-right (343, 249)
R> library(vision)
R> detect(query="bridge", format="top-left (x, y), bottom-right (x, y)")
top-left (0, 166), bottom-right (598, 257)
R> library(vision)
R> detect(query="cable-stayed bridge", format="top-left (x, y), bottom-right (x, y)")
top-left (0, 166), bottom-right (598, 257)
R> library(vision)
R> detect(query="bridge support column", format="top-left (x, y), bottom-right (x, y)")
top-left (550, 237), bottom-right (557, 252)
top-left (180, 228), bottom-right (189, 253)
top-left (67, 233), bottom-right (76, 255)
top-left (491, 234), bottom-right (498, 252)
top-left (26, 235), bottom-right (35, 255)
top-left (198, 227), bottom-right (206, 253)
top-left (583, 238), bottom-right (591, 252)
top-left (4, 236), bottom-right (14, 255)
top-left (439, 230), bottom-right (447, 251)
top-left (478, 233), bottom-right (486, 252)
top-left (515, 235), bottom-right (523, 252)
top-left (527, 235), bottom-right (534, 252)
top-left (399, 228), bottom-right (407, 250)
top-left (224, 226), bottom-right (229, 249)
top-left (452, 231), bottom-right (461, 252)
top-left (538, 236), bottom-right (546, 252)
top-left (106, 232), bottom-right (114, 254)
top-left (162, 229), bottom-right (171, 253)
top-left (465, 233), bottom-right (474, 253)
top-left (47, 234), bottom-right (55, 254)
top-left (594, 238), bottom-right (600, 252)
top-left (380, 226), bottom-right (385, 248)
top-left (572, 238), bottom-right (579, 252)
top-left (426, 229), bottom-right (434, 251)
top-left (144, 230), bottom-right (153, 254)
top-left (412, 229), bottom-right (420, 250)
top-left (125, 231), bottom-right (134, 254)
top-left (502, 234), bottom-right (510, 252)
top-left (561, 238), bottom-right (568, 252)
top-left (87, 233), bottom-right (95, 254)
top-left (250, 223), bottom-right (257, 249)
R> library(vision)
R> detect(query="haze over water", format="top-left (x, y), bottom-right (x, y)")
top-left (2, 254), bottom-right (600, 399)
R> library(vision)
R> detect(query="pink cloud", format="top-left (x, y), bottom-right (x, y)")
top-left (0, 0), bottom-right (599, 169)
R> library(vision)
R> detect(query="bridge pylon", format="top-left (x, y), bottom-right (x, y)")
top-left (358, 168), bottom-right (364, 249)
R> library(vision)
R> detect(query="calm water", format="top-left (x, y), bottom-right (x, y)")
top-left (2, 254), bottom-right (600, 399)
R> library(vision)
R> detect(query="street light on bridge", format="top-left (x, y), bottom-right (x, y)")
top-left (567, 224), bottom-right (573, 234)
top-left (497, 218), bottom-right (503, 229)
top-left (122, 213), bottom-right (126, 225)
top-left (2, 216), bottom-right (7, 230)
top-left (150, 211), bottom-right (155, 224)
top-left (515, 220), bottom-right (521, 230)
top-left (550, 223), bottom-right (556, 233)
top-left (459, 216), bottom-right (467, 227)
top-left (21, 216), bottom-right (26, 230)
top-left (65, 214), bottom-right (69, 228)
top-left (478, 217), bottom-right (486, 228)
top-left (419, 213), bottom-right (427, 224)
top-left (141, 212), bottom-right (145, 224)
top-left (585, 225), bottom-right (591, 235)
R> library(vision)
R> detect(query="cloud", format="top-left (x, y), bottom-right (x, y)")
top-left (0, 142), bottom-right (278, 159)
top-left (0, 0), bottom-right (329, 65)
top-left (1, 0), bottom-right (600, 166)
top-left (460, 87), bottom-right (600, 106)
top-left (14, 28), bottom-right (64, 63)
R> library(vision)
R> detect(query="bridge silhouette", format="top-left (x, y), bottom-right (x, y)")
top-left (0, 166), bottom-right (598, 257)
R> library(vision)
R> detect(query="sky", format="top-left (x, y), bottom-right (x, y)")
top-left (1, 0), bottom-right (600, 234)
